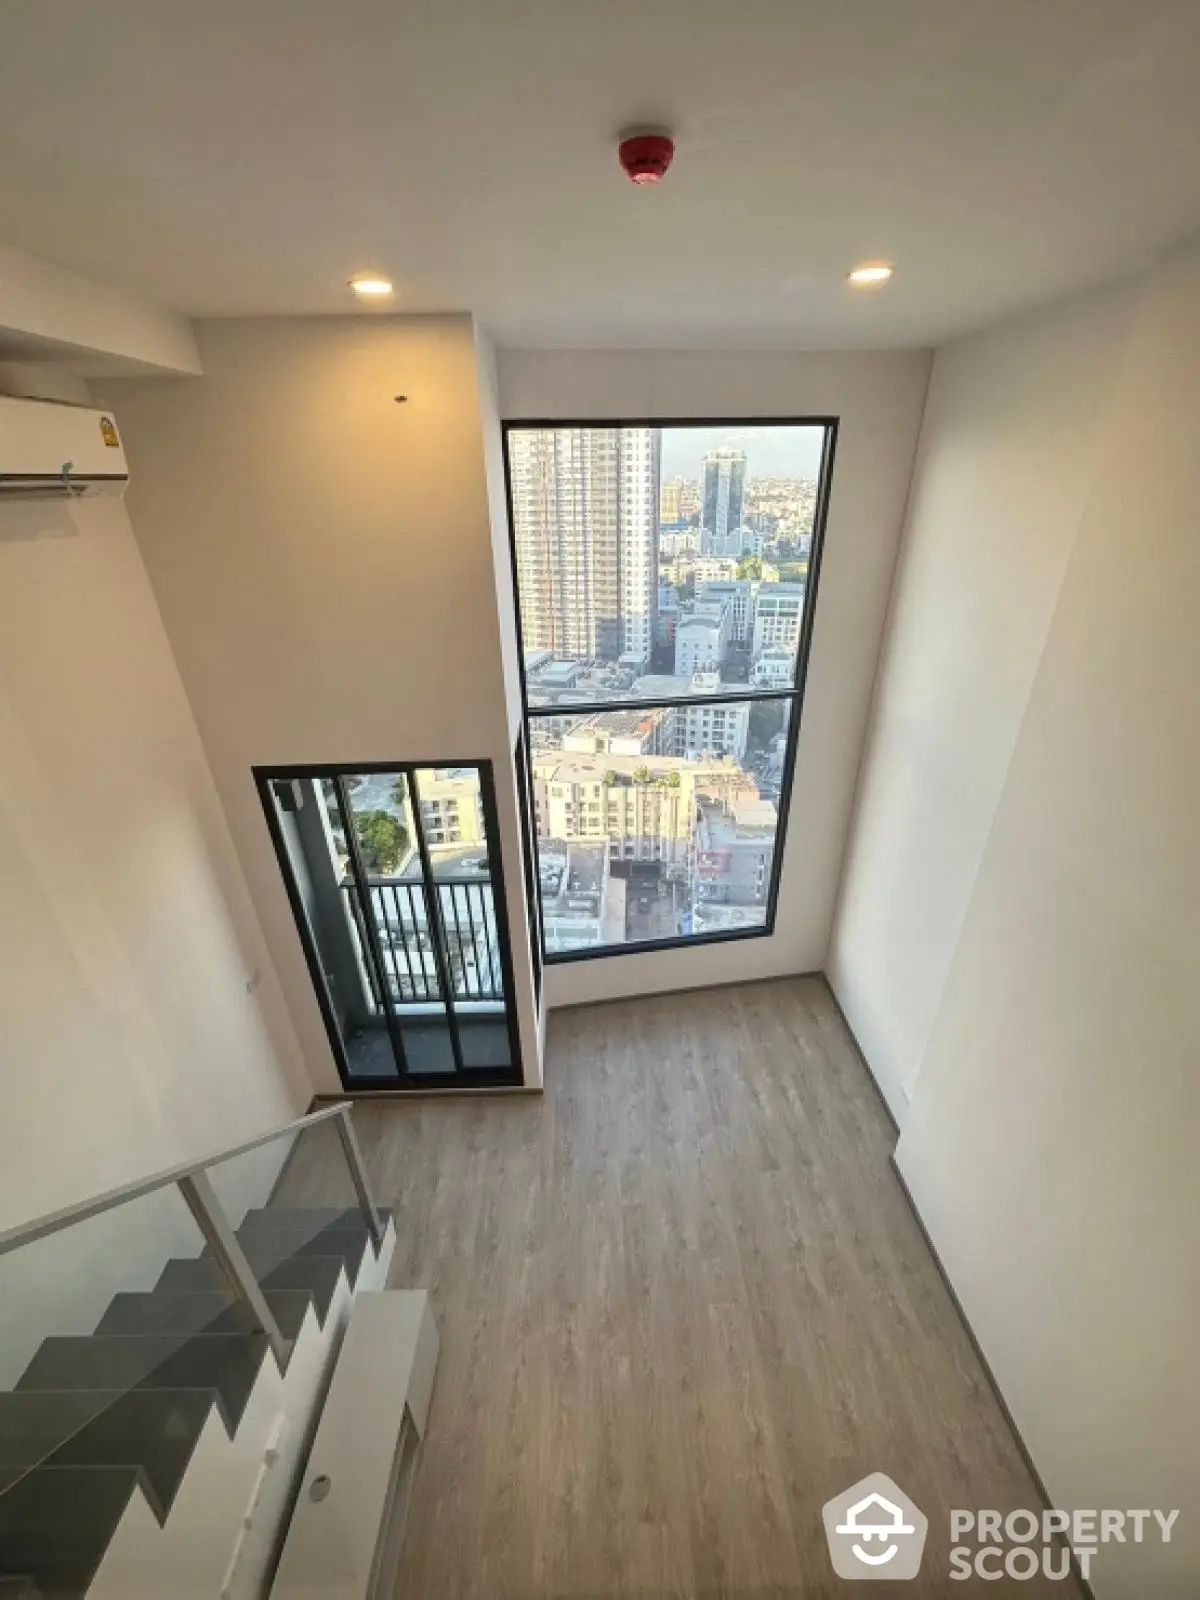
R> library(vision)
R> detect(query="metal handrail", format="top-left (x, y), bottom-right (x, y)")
top-left (0, 1102), bottom-right (356, 1258)
top-left (341, 873), bottom-right (491, 888)
top-left (0, 1102), bottom-right (385, 1367)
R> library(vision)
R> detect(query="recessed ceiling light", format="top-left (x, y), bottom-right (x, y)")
top-left (847, 261), bottom-right (894, 288)
top-left (350, 275), bottom-right (394, 299)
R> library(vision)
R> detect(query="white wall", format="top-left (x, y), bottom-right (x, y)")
top-left (474, 326), bottom-right (549, 1049)
top-left (835, 240), bottom-right (1200, 1596)
top-left (103, 316), bottom-right (544, 1091)
top-left (0, 479), bottom-right (308, 1382)
top-left (0, 243), bottom-right (200, 375)
top-left (828, 280), bottom-right (1138, 1119)
top-left (497, 348), bottom-right (931, 1007)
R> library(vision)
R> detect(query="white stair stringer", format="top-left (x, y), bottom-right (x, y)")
top-left (86, 1219), bottom-right (396, 1600)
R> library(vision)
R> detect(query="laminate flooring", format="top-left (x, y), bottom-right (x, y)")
top-left (277, 977), bottom-right (1078, 1598)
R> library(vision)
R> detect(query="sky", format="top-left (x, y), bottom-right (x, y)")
top-left (659, 424), bottom-right (825, 480)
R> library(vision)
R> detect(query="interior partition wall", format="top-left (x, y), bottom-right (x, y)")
top-left (257, 760), bottom-right (523, 1090)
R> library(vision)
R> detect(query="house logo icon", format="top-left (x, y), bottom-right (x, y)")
top-left (822, 1472), bottom-right (928, 1580)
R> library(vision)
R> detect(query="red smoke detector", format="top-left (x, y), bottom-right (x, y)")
top-left (618, 131), bottom-right (675, 185)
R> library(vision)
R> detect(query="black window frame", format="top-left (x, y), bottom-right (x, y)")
top-left (254, 758), bottom-right (524, 1090)
top-left (501, 415), bottom-right (839, 966)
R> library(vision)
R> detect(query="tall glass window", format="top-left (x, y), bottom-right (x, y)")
top-left (503, 420), bottom-right (836, 960)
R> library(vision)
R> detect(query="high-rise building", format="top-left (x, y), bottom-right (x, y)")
top-left (697, 578), bottom-right (757, 645)
top-left (508, 427), bottom-right (659, 665)
top-left (675, 606), bottom-right (730, 675)
top-left (660, 475), bottom-right (694, 524)
top-left (532, 748), bottom-right (755, 872)
top-left (751, 582), bottom-right (806, 657)
top-left (701, 448), bottom-right (747, 555)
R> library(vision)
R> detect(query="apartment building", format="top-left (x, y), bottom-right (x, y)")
top-left (416, 770), bottom-right (486, 849)
top-left (674, 605), bottom-right (730, 674)
top-left (750, 647), bottom-right (794, 688)
top-left (561, 707), bottom-right (674, 757)
top-left (532, 749), bottom-right (753, 870)
top-left (629, 674), bottom-right (751, 761)
top-left (692, 796), bottom-right (777, 909)
top-left (507, 426), bottom-right (659, 665)
top-left (696, 577), bottom-right (757, 645)
top-left (750, 581), bottom-right (806, 657)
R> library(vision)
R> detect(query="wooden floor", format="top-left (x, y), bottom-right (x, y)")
top-left (280, 977), bottom-right (1075, 1598)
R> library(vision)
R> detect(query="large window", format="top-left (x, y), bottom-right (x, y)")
top-left (503, 419), bottom-right (836, 961)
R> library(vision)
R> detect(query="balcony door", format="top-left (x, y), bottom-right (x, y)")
top-left (257, 761), bottom-right (522, 1089)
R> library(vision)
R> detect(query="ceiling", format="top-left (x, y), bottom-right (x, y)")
top-left (1, 0), bottom-right (1198, 348)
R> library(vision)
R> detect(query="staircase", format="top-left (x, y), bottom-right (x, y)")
top-left (0, 1108), bottom-right (396, 1599)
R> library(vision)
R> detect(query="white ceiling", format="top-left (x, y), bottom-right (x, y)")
top-left (1, 0), bottom-right (1198, 348)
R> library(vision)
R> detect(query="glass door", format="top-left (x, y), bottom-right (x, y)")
top-left (257, 760), bottom-right (522, 1089)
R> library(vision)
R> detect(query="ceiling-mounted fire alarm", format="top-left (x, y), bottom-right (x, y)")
top-left (618, 130), bottom-right (675, 185)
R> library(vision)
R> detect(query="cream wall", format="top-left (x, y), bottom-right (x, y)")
top-left (0, 482), bottom-right (308, 1382)
top-left (0, 242), bottom-right (200, 375)
top-left (834, 241), bottom-right (1200, 1595)
top-left (104, 316), bottom-right (544, 1091)
top-left (828, 280), bottom-right (1138, 1119)
top-left (497, 348), bottom-right (931, 1007)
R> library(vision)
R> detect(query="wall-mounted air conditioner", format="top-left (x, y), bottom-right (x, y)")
top-left (0, 395), bottom-right (129, 500)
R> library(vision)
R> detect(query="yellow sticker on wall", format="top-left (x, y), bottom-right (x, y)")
top-left (100, 417), bottom-right (120, 448)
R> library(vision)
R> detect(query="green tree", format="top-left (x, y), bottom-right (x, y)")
top-left (737, 556), bottom-right (763, 580)
top-left (778, 560), bottom-right (809, 585)
top-left (355, 810), bottom-right (409, 875)
top-left (666, 771), bottom-right (681, 788)
top-left (633, 765), bottom-right (651, 785)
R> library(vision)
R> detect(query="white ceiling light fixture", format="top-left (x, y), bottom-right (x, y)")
top-left (349, 274), bottom-right (394, 299)
top-left (847, 261), bottom-right (894, 289)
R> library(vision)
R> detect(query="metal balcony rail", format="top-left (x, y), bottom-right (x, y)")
top-left (343, 876), bottom-right (504, 1006)
top-left (0, 1104), bottom-right (383, 1369)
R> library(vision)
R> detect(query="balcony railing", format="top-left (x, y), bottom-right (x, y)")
top-left (343, 877), bottom-right (504, 1007)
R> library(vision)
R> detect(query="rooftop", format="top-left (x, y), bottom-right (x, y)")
top-left (568, 708), bottom-right (666, 740)
top-left (399, 843), bottom-right (491, 880)
top-left (698, 797), bottom-right (778, 845)
top-left (691, 903), bottom-right (770, 933)
top-left (538, 841), bottom-right (608, 919)
top-left (632, 672), bottom-right (731, 700)
top-left (532, 661), bottom-right (583, 688)
top-left (534, 749), bottom-right (740, 784)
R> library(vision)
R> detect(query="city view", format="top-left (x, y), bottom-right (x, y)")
top-left (507, 423), bottom-right (828, 953)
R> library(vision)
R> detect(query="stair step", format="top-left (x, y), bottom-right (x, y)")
top-left (0, 1464), bottom-right (140, 1599)
top-left (0, 1387), bottom-right (214, 1525)
top-left (0, 1394), bottom-right (121, 1473)
top-left (238, 1206), bottom-right (377, 1234)
top-left (44, 1390), bottom-right (215, 1523)
top-left (96, 1288), bottom-right (313, 1340)
top-left (211, 1222), bottom-right (372, 1282)
top-left (156, 1254), bottom-right (344, 1321)
top-left (16, 1335), bottom-right (269, 1434)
